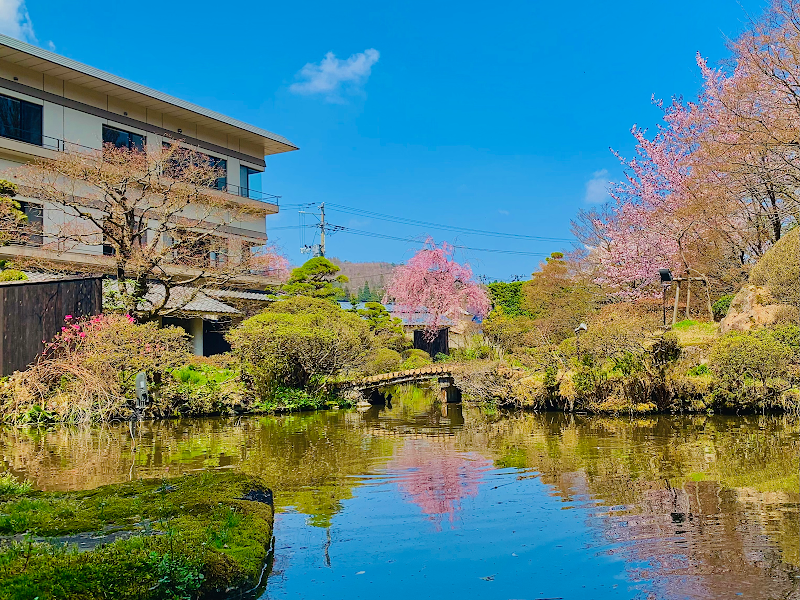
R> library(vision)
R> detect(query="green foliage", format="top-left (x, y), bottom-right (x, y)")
top-left (521, 252), bottom-right (599, 343)
top-left (482, 311), bottom-right (540, 351)
top-left (487, 281), bottom-right (528, 316)
top-left (0, 471), bottom-right (273, 599)
top-left (672, 319), bottom-right (700, 330)
top-left (1, 315), bottom-right (191, 424)
top-left (357, 281), bottom-right (383, 302)
top-left (688, 364), bottom-right (710, 376)
top-left (228, 296), bottom-right (372, 400)
top-left (0, 179), bottom-right (23, 247)
top-left (147, 551), bottom-right (204, 599)
top-left (450, 335), bottom-right (496, 361)
top-left (749, 227), bottom-right (799, 304)
top-left (362, 348), bottom-right (403, 375)
top-left (710, 330), bottom-right (792, 387)
top-left (712, 294), bottom-right (735, 320)
top-left (282, 257), bottom-right (349, 300)
top-left (161, 361), bottom-right (245, 417)
top-left (0, 269), bottom-right (27, 282)
top-left (258, 387), bottom-right (328, 412)
top-left (0, 473), bottom-right (31, 497)
top-left (400, 348), bottom-right (432, 370)
top-left (357, 301), bottom-right (409, 351)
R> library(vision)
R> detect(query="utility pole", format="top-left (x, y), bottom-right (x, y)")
top-left (300, 202), bottom-right (340, 258)
top-left (319, 202), bottom-right (325, 257)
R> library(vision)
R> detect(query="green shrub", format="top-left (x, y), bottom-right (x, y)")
top-left (259, 387), bottom-right (328, 412)
top-left (749, 227), bottom-right (798, 304)
top-left (709, 331), bottom-right (791, 387)
top-left (487, 281), bottom-right (528, 316)
top-left (357, 302), bottom-right (409, 351)
top-left (363, 348), bottom-right (403, 375)
top-left (712, 294), bottom-right (735, 320)
top-left (0, 269), bottom-right (26, 282)
top-left (688, 364), bottom-right (710, 376)
top-left (400, 348), bottom-right (432, 370)
top-left (162, 361), bottom-right (245, 416)
top-left (228, 296), bottom-right (372, 400)
top-left (0, 472), bottom-right (31, 497)
top-left (2, 314), bottom-right (190, 423)
top-left (482, 312), bottom-right (540, 351)
top-left (450, 335), bottom-right (495, 361)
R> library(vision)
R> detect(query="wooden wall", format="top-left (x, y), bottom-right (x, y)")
top-left (413, 328), bottom-right (450, 358)
top-left (0, 276), bottom-right (102, 376)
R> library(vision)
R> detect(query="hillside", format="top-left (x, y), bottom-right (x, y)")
top-left (329, 258), bottom-right (397, 301)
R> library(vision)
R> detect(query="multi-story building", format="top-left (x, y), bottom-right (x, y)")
top-left (0, 34), bottom-right (297, 354)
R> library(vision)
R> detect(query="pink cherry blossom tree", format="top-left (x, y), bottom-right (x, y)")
top-left (594, 114), bottom-right (701, 299)
top-left (384, 238), bottom-right (490, 339)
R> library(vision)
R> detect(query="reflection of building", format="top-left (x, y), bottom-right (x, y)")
top-left (0, 35), bottom-right (296, 354)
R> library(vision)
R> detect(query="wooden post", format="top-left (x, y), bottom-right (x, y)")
top-left (685, 278), bottom-right (692, 321)
top-left (672, 279), bottom-right (681, 325)
top-left (704, 279), bottom-right (714, 321)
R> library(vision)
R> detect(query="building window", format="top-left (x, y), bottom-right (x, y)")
top-left (0, 93), bottom-right (42, 146)
top-left (17, 201), bottom-right (42, 245)
top-left (239, 166), bottom-right (261, 199)
top-left (102, 125), bottom-right (145, 152)
top-left (163, 143), bottom-right (226, 190)
top-left (208, 156), bottom-right (227, 191)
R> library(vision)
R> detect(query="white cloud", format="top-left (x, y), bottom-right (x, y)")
top-left (47, 40), bottom-right (55, 51)
top-left (290, 48), bottom-right (380, 102)
top-left (0, 0), bottom-right (36, 43)
top-left (584, 169), bottom-right (610, 204)
top-left (498, 209), bottom-right (510, 215)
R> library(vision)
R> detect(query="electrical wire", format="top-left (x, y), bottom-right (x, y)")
top-left (325, 203), bottom-right (572, 242)
top-left (337, 226), bottom-right (549, 256)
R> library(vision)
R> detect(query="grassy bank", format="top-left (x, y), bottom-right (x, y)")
top-left (0, 471), bottom-right (274, 600)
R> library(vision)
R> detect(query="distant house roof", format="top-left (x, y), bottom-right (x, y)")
top-left (142, 285), bottom-right (240, 316)
top-left (207, 289), bottom-right (272, 302)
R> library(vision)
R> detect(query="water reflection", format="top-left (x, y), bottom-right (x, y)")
top-left (391, 439), bottom-right (491, 528)
top-left (0, 387), bottom-right (797, 599)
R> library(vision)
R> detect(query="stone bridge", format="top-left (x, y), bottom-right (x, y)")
top-left (339, 365), bottom-right (462, 404)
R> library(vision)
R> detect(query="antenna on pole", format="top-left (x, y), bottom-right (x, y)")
top-left (299, 203), bottom-right (335, 258)
top-left (319, 202), bottom-right (325, 257)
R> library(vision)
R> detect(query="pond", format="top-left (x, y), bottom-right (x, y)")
top-left (1, 385), bottom-right (798, 599)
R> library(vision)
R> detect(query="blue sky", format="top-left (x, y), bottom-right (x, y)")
top-left (5, 0), bottom-right (766, 280)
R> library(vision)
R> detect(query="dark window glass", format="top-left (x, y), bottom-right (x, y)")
top-left (0, 94), bottom-right (42, 146)
top-left (210, 156), bottom-right (226, 190)
top-left (17, 201), bottom-right (43, 246)
top-left (103, 125), bottom-right (145, 151)
top-left (239, 166), bottom-right (261, 198)
top-left (164, 142), bottom-right (226, 190)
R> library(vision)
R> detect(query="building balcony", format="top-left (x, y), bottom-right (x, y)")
top-left (0, 133), bottom-right (281, 212)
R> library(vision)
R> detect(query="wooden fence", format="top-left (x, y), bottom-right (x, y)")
top-left (0, 275), bottom-right (102, 376)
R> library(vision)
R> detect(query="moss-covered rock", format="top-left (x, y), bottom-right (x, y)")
top-left (0, 471), bottom-right (274, 599)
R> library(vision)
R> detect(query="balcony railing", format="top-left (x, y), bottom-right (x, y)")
top-left (0, 132), bottom-right (281, 206)
top-left (220, 183), bottom-right (280, 205)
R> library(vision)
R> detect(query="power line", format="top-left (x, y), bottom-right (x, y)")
top-left (325, 203), bottom-right (572, 242)
top-left (337, 226), bottom-right (549, 256)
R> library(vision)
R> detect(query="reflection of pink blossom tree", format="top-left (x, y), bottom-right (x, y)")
top-left (392, 439), bottom-right (491, 529)
top-left (385, 238), bottom-right (489, 340)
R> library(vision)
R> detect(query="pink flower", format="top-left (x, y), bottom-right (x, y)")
top-left (65, 315), bottom-right (73, 321)
top-left (78, 332), bottom-right (86, 338)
